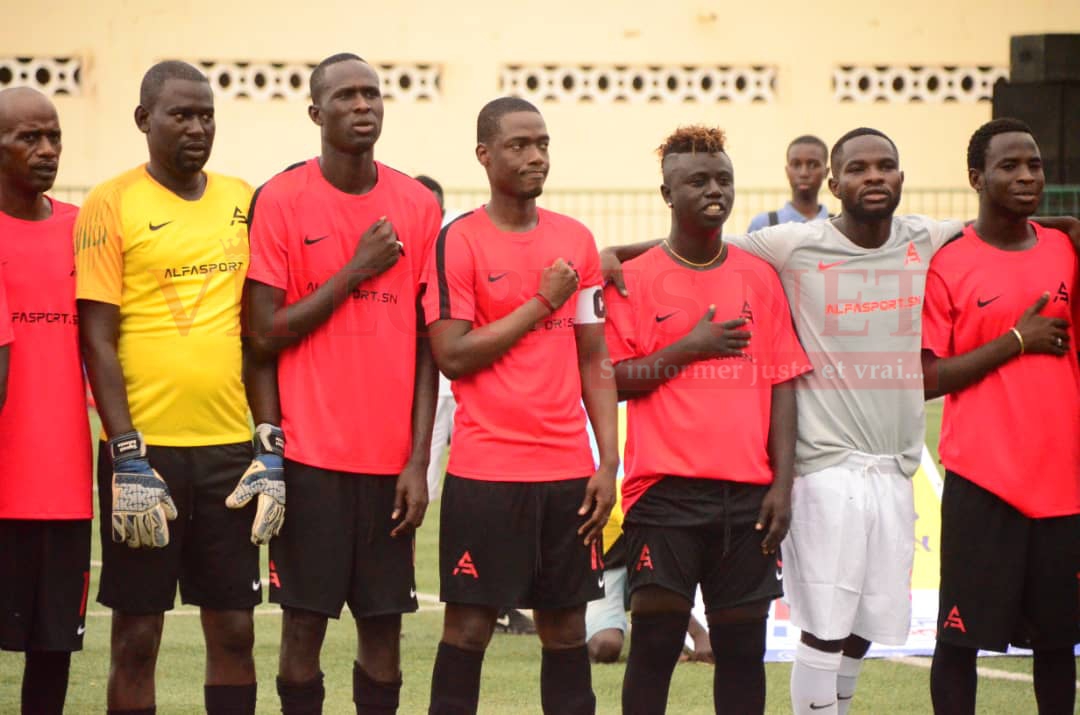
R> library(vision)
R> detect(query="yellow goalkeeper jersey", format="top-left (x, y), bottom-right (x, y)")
top-left (601, 478), bottom-right (624, 557)
top-left (75, 165), bottom-right (252, 446)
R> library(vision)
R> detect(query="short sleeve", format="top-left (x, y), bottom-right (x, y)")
top-left (422, 226), bottom-right (475, 325)
top-left (603, 282), bottom-right (638, 364)
top-left (246, 183), bottom-right (290, 290)
top-left (573, 235), bottom-right (606, 324)
top-left (578, 228), bottom-right (603, 288)
top-left (921, 261), bottom-right (955, 358)
top-left (762, 267), bottom-right (812, 384)
top-left (415, 194), bottom-right (444, 285)
top-left (74, 184), bottom-right (124, 305)
top-left (725, 223), bottom-right (806, 270)
top-left (0, 264), bottom-right (12, 347)
top-left (919, 217), bottom-right (966, 255)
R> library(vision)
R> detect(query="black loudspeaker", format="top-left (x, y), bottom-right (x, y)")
top-left (992, 80), bottom-right (1080, 184)
top-left (993, 81), bottom-right (1062, 182)
top-left (1064, 84), bottom-right (1080, 184)
top-left (1010, 34), bottom-right (1080, 83)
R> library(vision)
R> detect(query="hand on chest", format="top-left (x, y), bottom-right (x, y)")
top-left (473, 246), bottom-right (583, 324)
top-left (292, 212), bottom-right (412, 295)
top-left (955, 267), bottom-right (1072, 337)
top-left (636, 269), bottom-right (758, 350)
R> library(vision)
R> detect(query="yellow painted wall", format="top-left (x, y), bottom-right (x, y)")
top-left (5, 1), bottom-right (1080, 197)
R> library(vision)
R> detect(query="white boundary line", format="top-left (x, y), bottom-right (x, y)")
top-left (890, 656), bottom-right (1080, 686)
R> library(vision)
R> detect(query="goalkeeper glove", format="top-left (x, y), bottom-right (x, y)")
top-left (226, 423), bottom-right (285, 545)
top-left (109, 431), bottom-right (178, 549)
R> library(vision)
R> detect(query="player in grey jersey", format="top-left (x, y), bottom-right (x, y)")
top-left (729, 129), bottom-right (960, 715)
top-left (602, 127), bottom-right (1080, 715)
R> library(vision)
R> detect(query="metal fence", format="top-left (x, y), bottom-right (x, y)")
top-left (1040, 186), bottom-right (1080, 217)
top-left (52, 185), bottom-right (1080, 248)
top-left (441, 188), bottom-right (984, 246)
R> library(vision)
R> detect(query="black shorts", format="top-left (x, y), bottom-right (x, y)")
top-left (97, 442), bottom-right (260, 614)
top-left (0, 519), bottom-right (91, 652)
top-left (623, 478), bottom-right (781, 612)
top-left (439, 474), bottom-right (604, 610)
top-left (937, 471), bottom-right (1080, 652)
top-left (269, 461), bottom-right (417, 619)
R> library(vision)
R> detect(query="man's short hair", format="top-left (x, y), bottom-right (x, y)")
top-left (415, 174), bottom-right (443, 198)
top-left (476, 97), bottom-right (540, 144)
top-left (656, 125), bottom-right (727, 162)
top-left (830, 127), bottom-right (898, 169)
top-left (787, 134), bottom-right (828, 160)
top-left (310, 53), bottom-right (366, 103)
top-left (139, 61), bottom-right (208, 109)
top-left (967, 118), bottom-right (1034, 171)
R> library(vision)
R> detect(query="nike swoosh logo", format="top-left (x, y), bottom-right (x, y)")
top-left (818, 260), bottom-right (846, 271)
top-left (598, 577), bottom-right (605, 589)
top-left (149, 221), bottom-right (173, 231)
top-left (976, 296), bottom-right (1001, 308)
top-left (304, 235), bottom-right (329, 245)
top-left (76, 624), bottom-right (86, 636)
top-left (488, 272), bottom-right (509, 282)
top-left (809, 702), bottom-right (835, 710)
top-left (655, 312), bottom-right (677, 323)
top-left (409, 588), bottom-right (417, 599)
top-left (251, 579), bottom-right (261, 591)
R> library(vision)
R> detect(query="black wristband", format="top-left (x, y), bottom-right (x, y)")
top-left (108, 431), bottom-right (145, 463)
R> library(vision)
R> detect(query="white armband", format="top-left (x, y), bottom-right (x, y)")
top-left (575, 285), bottom-right (606, 324)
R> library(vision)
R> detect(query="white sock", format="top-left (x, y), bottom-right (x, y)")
top-left (790, 641), bottom-right (843, 714)
top-left (836, 655), bottom-right (863, 714)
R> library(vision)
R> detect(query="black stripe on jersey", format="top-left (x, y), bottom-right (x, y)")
top-left (247, 160), bottom-right (307, 230)
top-left (435, 211), bottom-right (474, 320)
top-left (933, 230), bottom-right (967, 258)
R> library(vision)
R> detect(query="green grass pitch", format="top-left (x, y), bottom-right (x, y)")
top-left (0, 402), bottom-right (1071, 712)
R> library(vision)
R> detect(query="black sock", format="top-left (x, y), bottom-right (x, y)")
top-left (709, 619), bottom-right (766, 715)
top-left (1033, 647), bottom-right (1077, 715)
top-left (22, 650), bottom-right (71, 715)
top-left (930, 641), bottom-right (977, 715)
top-left (277, 672), bottom-right (325, 715)
top-left (541, 646), bottom-right (595, 715)
top-left (354, 661), bottom-right (402, 715)
top-left (622, 611), bottom-right (690, 715)
top-left (429, 641), bottom-right (485, 715)
top-left (205, 683), bottom-right (257, 715)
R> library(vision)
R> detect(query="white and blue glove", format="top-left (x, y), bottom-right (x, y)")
top-left (109, 431), bottom-right (178, 549)
top-left (226, 423), bottom-right (285, 545)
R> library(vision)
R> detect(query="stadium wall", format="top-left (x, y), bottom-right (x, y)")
top-left (4, 0), bottom-right (1078, 208)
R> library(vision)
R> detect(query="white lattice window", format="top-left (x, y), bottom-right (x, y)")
top-left (198, 61), bottom-right (440, 102)
top-left (833, 66), bottom-right (1006, 103)
top-left (500, 65), bottom-right (776, 104)
top-left (0, 57), bottom-right (82, 96)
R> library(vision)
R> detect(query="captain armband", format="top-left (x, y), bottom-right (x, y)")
top-left (575, 285), bottom-right (606, 325)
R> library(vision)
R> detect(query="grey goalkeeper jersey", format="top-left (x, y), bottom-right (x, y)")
top-left (727, 216), bottom-right (964, 478)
